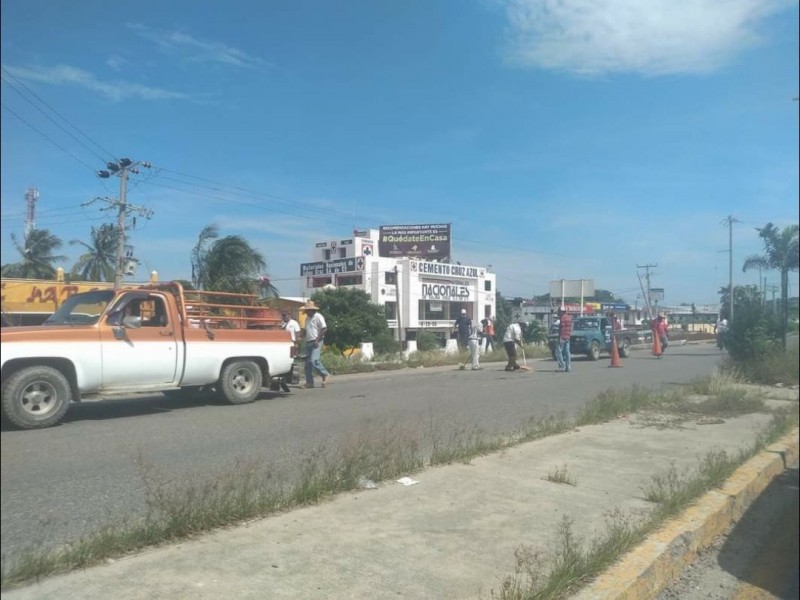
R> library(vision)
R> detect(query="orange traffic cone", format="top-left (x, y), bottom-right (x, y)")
top-left (651, 332), bottom-right (662, 357)
top-left (609, 337), bottom-right (623, 368)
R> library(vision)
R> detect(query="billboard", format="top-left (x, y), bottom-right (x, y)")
top-left (378, 224), bottom-right (450, 260)
top-left (300, 258), bottom-right (359, 276)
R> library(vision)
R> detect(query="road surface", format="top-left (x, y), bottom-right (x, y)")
top-left (1, 343), bottom-right (723, 562)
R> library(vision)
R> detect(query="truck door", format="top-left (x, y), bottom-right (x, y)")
top-left (601, 318), bottom-right (612, 346)
top-left (100, 293), bottom-right (179, 388)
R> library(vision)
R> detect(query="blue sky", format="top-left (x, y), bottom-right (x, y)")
top-left (2, 0), bottom-right (798, 306)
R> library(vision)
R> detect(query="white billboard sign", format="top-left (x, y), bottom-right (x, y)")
top-left (549, 279), bottom-right (595, 298)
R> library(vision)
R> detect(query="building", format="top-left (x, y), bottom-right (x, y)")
top-left (301, 229), bottom-right (496, 344)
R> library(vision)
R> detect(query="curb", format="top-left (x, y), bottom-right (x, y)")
top-left (573, 427), bottom-right (800, 600)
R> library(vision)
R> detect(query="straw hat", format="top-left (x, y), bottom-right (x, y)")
top-left (300, 301), bottom-right (320, 311)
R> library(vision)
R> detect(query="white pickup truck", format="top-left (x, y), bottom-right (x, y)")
top-left (0, 282), bottom-right (295, 429)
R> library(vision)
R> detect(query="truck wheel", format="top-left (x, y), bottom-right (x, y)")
top-left (589, 341), bottom-right (601, 361)
top-left (1, 366), bottom-right (72, 429)
top-left (218, 360), bottom-right (262, 405)
top-left (618, 338), bottom-right (631, 358)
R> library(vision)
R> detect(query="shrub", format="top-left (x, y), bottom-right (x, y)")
top-left (415, 330), bottom-right (440, 352)
top-left (372, 331), bottom-right (401, 355)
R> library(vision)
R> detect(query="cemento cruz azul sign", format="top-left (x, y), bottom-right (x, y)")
top-left (410, 260), bottom-right (482, 279)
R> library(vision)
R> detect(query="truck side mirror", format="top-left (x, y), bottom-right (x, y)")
top-left (122, 315), bottom-right (142, 329)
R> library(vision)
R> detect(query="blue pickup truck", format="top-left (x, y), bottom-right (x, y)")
top-left (548, 316), bottom-right (647, 361)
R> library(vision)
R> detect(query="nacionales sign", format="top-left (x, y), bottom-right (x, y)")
top-left (378, 224), bottom-right (450, 259)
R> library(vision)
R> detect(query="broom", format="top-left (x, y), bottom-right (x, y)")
top-left (518, 345), bottom-right (531, 371)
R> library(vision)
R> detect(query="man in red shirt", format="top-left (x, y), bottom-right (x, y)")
top-left (556, 307), bottom-right (572, 372)
top-left (651, 313), bottom-right (669, 354)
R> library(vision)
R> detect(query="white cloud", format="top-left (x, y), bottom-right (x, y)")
top-left (2, 64), bottom-right (189, 101)
top-left (127, 23), bottom-right (270, 70)
top-left (500, 0), bottom-right (791, 76)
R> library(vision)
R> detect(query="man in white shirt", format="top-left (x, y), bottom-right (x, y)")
top-left (502, 321), bottom-right (524, 371)
top-left (301, 301), bottom-right (331, 388)
top-left (281, 312), bottom-right (301, 342)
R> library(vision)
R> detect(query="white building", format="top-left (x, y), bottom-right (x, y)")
top-left (301, 229), bottom-right (496, 345)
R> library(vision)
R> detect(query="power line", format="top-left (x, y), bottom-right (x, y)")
top-left (1, 102), bottom-right (99, 173)
top-left (1, 66), bottom-right (118, 162)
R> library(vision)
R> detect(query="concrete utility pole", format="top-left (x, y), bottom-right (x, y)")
top-left (95, 158), bottom-right (152, 288)
top-left (636, 264), bottom-right (657, 319)
top-left (721, 215), bottom-right (739, 323)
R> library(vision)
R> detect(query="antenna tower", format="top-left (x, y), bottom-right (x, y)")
top-left (24, 187), bottom-right (39, 237)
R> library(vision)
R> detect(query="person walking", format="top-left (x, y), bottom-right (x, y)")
top-left (555, 307), bottom-right (572, 372)
top-left (651, 313), bottom-right (669, 355)
top-left (468, 320), bottom-right (481, 370)
top-left (453, 308), bottom-right (472, 368)
top-left (481, 317), bottom-right (495, 352)
top-left (714, 314), bottom-right (729, 350)
top-left (502, 320), bottom-right (524, 371)
top-left (301, 301), bottom-right (331, 388)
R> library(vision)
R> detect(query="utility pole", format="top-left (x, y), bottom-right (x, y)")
top-left (636, 264), bottom-right (657, 319)
top-left (94, 158), bottom-right (152, 288)
top-left (721, 215), bottom-right (739, 323)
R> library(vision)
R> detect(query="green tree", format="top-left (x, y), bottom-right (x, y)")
top-left (69, 223), bottom-right (117, 281)
top-left (1, 229), bottom-right (66, 279)
top-left (723, 288), bottom-right (781, 362)
top-left (194, 230), bottom-right (267, 296)
top-left (191, 224), bottom-right (219, 289)
top-left (742, 222), bottom-right (799, 348)
top-left (310, 287), bottom-right (390, 354)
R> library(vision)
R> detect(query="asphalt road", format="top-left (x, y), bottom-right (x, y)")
top-left (1, 343), bottom-right (724, 563)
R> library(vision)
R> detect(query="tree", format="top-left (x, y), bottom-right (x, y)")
top-left (1, 229), bottom-right (66, 279)
top-left (193, 228), bottom-right (267, 295)
top-left (69, 223), bottom-right (117, 282)
top-left (493, 291), bottom-right (515, 347)
top-left (191, 224), bottom-right (219, 290)
top-left (742, 222), bottom-right (799, 348)
top-left (310, 287), bottom-right (390, 354)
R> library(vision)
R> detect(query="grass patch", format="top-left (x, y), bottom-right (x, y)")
top-left (544, 464), bottom-right (577, 486)
top-left (722, 338), bottom-right (800, 387)
top-left (492, 408), bottom-right (798, 600)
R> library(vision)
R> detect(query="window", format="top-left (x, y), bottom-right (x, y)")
top-left (337, 274), bottom-right (363, 286)
top-left (484, 280), bottom-right (492, 291)
top-left (385, 270), bottom-right (397, 285)
top-left (323, 249), bottom-right (332, 260)
top-left (384, 302), bottom-right (397, 319)
top-left (419, 300), bottom-right (444, 320)
top-left (312, 276), bottom-right (332, 288)
top-left (339, 247), bottom-right (347, 258)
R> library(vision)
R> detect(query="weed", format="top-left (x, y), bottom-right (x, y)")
top-left (544, 464), bottom-right (576, 486)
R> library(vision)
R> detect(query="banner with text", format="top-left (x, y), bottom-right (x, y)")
top-left (379, 224), bottom-right (450, 259)
top-left (300, 258), bottom-right (358, 276)
top-left (410, 260), bottom-right (482, 279)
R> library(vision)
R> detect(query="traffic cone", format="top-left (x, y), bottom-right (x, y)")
top-left (651, 332), bottom-right (662, 357)
top-left (609, 337), bottom-right (623, 368)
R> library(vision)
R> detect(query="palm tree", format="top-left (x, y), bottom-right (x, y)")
top-left (70, 223), bottom-right (117, 281)
top-left (196, 232), bottom-right (266, 295)
top-left (742, 222), bottom-right (799, 348)
top-left (1, 229), bottom-right (67, 279)
top-left (191, 224), bottom-right (219, 289)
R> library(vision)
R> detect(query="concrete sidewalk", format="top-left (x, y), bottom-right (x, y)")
top-left (4, 402), bottom-right (798, 599)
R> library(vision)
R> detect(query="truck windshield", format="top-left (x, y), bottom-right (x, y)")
top-left (44, 290), bottom-right (116, 325)
top-left (573, 318), bottom-right (599, 330)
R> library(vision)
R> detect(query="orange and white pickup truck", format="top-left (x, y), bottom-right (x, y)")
top-left (0, 282), bottom-right (296, 429)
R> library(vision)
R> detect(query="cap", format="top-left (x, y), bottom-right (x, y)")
top-left (300, 301), bottom-right (320, 311)
top-left (461, 309), bottom-right (466, 314)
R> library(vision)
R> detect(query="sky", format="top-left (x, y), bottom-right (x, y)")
top-left (1, 0), bottom-right (798, 307)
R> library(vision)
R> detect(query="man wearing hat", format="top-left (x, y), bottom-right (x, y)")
top-left (452, 308), bottom-right (472, 368)
top-left (651, 312), bottom-right (669, 355)
top-left (300, 301), bottom-right (331, 388)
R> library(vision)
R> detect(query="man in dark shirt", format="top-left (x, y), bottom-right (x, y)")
top-left (556, 307), bottom-right (572, 372)
top-left (453, 308), bottom-right (472, 367)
